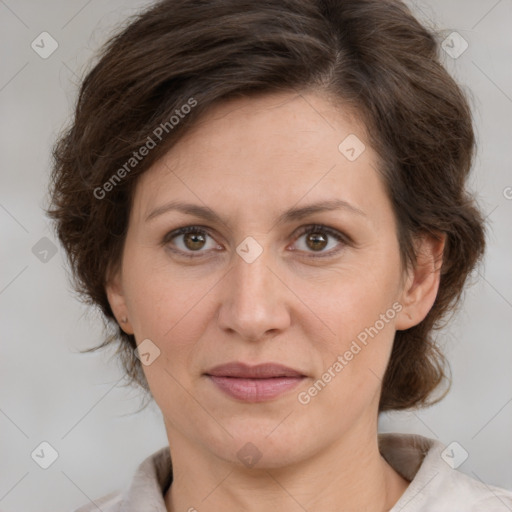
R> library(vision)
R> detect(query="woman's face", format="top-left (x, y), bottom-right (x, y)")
top-left (107, 91), bottom-right (440, 468)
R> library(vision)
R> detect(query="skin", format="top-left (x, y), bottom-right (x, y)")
top-left (106, 91), bottom-right (445, 512)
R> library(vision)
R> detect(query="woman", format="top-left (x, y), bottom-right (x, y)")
top-left (48, 0), bottom-right (512, 510)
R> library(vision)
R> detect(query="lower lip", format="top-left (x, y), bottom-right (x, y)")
top-left (207, 375), bottom-right (305, 402)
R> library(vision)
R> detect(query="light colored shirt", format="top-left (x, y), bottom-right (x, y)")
top-left (74, 433), bottom-right (512, 511)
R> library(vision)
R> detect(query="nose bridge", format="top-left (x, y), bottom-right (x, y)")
top-left (218, 245), bottom-right (290, 339)
top-left (233, 251), bottom-right (271, 304)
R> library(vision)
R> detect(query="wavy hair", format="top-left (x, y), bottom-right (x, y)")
top-left (47, 0), bottom-right (486, 411)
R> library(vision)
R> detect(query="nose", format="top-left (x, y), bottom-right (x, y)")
top-left (216, 247), bottom-right (291, 341)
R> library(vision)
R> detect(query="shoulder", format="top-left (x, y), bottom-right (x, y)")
top-left (379, 433), bottom-right (512, 511)
top-left (442, 468), bottom-right (512, 511)
top-left (70, 445), bottom-right (172, 512)
top-left (432, 466), bottom-right (512, 511)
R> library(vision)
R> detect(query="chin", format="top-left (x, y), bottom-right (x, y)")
top-left (201, 418), bottom-right (320, 470)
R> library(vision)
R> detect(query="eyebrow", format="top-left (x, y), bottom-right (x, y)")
top-left (145, 198), bottom-right (367, 226)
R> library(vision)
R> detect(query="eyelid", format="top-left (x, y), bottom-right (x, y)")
top-left (162, 224), bottom-right (216, 244)
top-left (162, 223), bottom-right (351, 258)
top-left (161, 225), bottom-right (222, 258)
top-left (289, 224), bottom-right (351, 257)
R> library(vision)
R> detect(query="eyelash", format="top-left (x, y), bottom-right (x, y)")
top-left (162, 224), bottom-right (351, 259)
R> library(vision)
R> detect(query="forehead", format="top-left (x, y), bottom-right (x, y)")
top-left (131, 91), bottom-right (390, 228)
top-left (174, 91), bottom-right (366, 162)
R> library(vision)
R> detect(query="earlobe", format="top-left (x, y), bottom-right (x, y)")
top-left (105, 269), bottom-right (134, 335)
top-left (395, 232), bottom-right (446, 331)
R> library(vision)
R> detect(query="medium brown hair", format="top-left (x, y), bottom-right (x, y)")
top-left (47, 0), bottom-right (486, 411)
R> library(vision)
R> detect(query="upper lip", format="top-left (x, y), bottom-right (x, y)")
top-left (205, 362), bottom-right (305, 378)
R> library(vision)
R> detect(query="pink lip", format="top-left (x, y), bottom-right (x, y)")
top-left (207, 376), bottom-right (304, 402)
top-left (204, 362), bottom-right (306, 402)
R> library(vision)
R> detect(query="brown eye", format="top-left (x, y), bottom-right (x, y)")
top-left (164, 226), bottom-right (221, 258)
top-left (183, 232), bottom-right (207, 251)
top-left (292, 225), bottom-right (347, 257)
top-left (305, 232), bottom-right (328, 251)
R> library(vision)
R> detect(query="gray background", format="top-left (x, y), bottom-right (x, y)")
top-left (0, 1), bottom-right (511, 511)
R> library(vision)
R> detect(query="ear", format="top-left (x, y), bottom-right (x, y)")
top-left (395, 232), bottom-right (446, 331)
top-left (105, 266), bottom-right (134, 335)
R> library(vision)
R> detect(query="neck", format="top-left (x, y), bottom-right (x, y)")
top-left (164, 422), bottom-right (409, 512)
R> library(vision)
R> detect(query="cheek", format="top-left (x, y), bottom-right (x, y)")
top-left (316, 285), bottom-right (398, 382)
top-left (121, 251), bottom-right (220, 393)
top-left (302, 249), bottom-right (401, 388)
top-left (122, 246), bottom-right (205, 338)
top-left (307, 253), bottom-right (401, 340)
top-left (123, 260), bottom-right (211, 411)
top-left (299, 286), bottom-right (398, 421)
